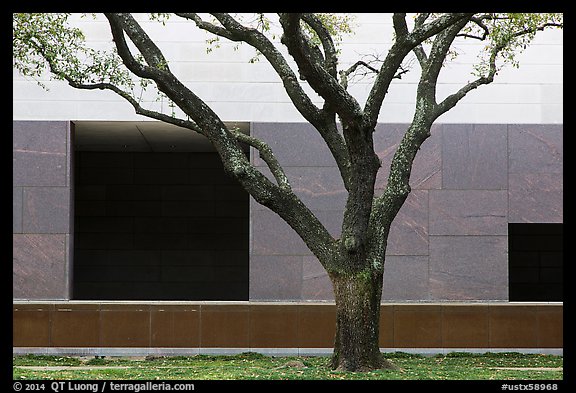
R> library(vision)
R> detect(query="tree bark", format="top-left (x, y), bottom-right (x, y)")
top-left (329, 268), bottom-right (396, 371)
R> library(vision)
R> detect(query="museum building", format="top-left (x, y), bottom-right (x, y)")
top-left (13, 14), bottom-right (563, 355)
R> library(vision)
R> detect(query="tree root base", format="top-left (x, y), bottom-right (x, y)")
top-left (331, 354), bottom-right (399, 372)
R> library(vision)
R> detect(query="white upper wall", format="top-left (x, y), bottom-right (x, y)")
top-left (13, 13), bottom-right (563, 124)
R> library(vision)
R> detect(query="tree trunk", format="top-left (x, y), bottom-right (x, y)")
top-left (329, 269), bottom-right (396, 371)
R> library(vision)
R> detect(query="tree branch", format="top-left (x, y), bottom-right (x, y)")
top-left (104, 13), bottom-right (340, 265)
top-left (230, 129), bottom-right (291, 191)
top-left (434, 60), bottom-right (496, 118)
top-left (105, 13), bottom-right (170, 72)
top-left (456, 16), bottom-right (490, 40)
top-left (183, 13), bottom-right (352, 190)
top-left (179, 13), bottom-right (324, 125)
top-left (301, 13), bottom-right (338, 78)
top-left (511, 22), bottom-right (563, 37)
top-left (434, 19), bottom-right (562, 118)
top-left (367, 14), bottom-right (474, 258)
top-left (175, 13), bottom-right (236, 40)
top-left (414, 13), bottom-right (430, 28)
top-left (411, 13), bottom-right (430, 66)
top-left (339, 60), bottom-right (379, 89)
top-left (76, 83), bottom-right (205, 133)
top-left (279, 13), bottom-right (363, 125)
top-left (105, 14), bottom-right (162, 80)
top-left (392, 13), bottom-right (409, 38)
top-left (340, 59), bottom-right (409, 90)
top-left (421, 17), bottom-right (472, 107)
top-left (408, 13), bottom-right (474, 44)
top-left (363, 13), bottom-right (474, 129)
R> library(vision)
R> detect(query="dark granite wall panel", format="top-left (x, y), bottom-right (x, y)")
top-left (23, 187), bottom-right (71, 234)
top-left (251, 123), bottom-right (339, 167)
top-left (509, 173), bottom-right (563, 223)
top-left (249, 256), bottom-right (303, 300)
top-left (429, 190), bottom-right (508, 236)
top-left (283, 167), bottom-right (347, 211)
top-left (508, 124), bottom-right (563, 223)
top-left (442, 124), bottom-right (508, 190)
top-left (13, 234), bottom-right (69, 299)
top-left (13, 121), bottom-right (69, 154)
top-left (13, 187), bottom-right (23, 233)
top-left (302, 256), bottom-right (334, 301)
top-left (386, 190), bottom-right (429, 256)
top-left (251, 209), bottom-right (309, 256)
top-left (429, 236), bottom-right (508, 300)
top-left (382, 256), bottom-right (430, 300)
top-left (13, 121), bottom-right (73, 300)
top-left (508, 124), bottom-right (563, 174)
top-left (13, 151), bottom-right (68, 187)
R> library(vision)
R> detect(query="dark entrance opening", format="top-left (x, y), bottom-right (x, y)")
top-left (508, 223), bottom-right (563, 301)
top-left (72, 122), bottom-right (249, 300)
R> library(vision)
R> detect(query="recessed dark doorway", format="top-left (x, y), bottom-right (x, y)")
top-left (508, 223), bottom-right (563, 302)
top-left (72, 121), bottom-right (249, 300)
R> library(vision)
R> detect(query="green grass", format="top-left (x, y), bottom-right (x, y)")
top-left (13, 352), bottom-right (563, 380)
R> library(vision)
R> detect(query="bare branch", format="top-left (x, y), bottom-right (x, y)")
top-left (392, 13), bottom-right (409, 38)
top-left (414, 13), bottom-right (430, 28)
top-left (434, 56), bottom-right (497, 118)
top-left (412, 13), bottom-right (432, 65)
top-left (363, 13), bottom-right (474, 129)
top-left (279, 13), bottom-right (363, 125)
top-left (175, 13), bottom-right (236, 40)
top-left (456, 17), bottom-right (490, 40)
top-left (340, 58), bottom-right (411, 90)
top-left (409, 13), bottom-right (474, 44)
top-left (230, 129), bottom-right (291, 191)
top-left (105, 14), bottom-right (162, 80)
top-left (194, 13), bottom-right (352, 188)
top-left (186, 13), bottom-right (326, 127)
top-left (339, 60), bottom-right (379, 89)
top-left (301, 13), bottom-right (338, 77)
top-left (105, 14), bottom-right (170, 72)
top-left (346, 61), bottom-right (380, 76)
top-left (82, 84), bottom-right (204, 132)
top-left (394, 65), bottom-right (410, 80)
top-left (512, 22), bottom-right (563, 37)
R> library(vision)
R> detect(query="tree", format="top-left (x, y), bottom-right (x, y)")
top-left (13, 12), bottom-right (562, 371)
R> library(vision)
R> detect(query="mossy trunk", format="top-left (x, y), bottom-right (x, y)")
top-left (329, 269), bottom-right (396, 371)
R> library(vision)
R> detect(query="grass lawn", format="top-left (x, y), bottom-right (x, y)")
top-left (12, 352), bottom-right (563, 381)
